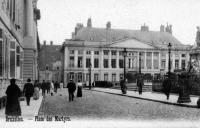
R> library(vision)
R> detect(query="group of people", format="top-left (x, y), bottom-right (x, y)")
top-left (40, 80), bottom-right (63, 96)
top-left (67, 80), bottom-right (83, 101)
top-left (5, 78), bottom-right (41, 116)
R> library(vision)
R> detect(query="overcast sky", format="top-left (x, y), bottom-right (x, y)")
top-left (37, 0), bottom-right (200, 45)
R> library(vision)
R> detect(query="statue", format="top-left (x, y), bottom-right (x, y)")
top-left (196, 26), bottom-right (200, 47)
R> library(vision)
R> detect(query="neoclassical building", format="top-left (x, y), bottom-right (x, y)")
top-left (62, 18), bottom-right (191, 85)
top-left (0, 0), bottom-right (40, 102)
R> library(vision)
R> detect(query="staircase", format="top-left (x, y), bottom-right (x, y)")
top-left (112, 82), bottom-right (152, 92)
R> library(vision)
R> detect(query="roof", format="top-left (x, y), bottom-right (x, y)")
top-left (74, 27), bottom-right (189, 49)
top-left (38, 45), bottom-right (62, 71)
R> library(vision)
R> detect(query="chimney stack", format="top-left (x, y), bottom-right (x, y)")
top-left (75, 23), bottom-right (83, 35)
top-left (43, 40), bottom-right (46, 45)
top-left (87, 17), bottom-right (92, 28)
top-left (165, 23), bottom-right (172, 34)
top-left (106, 21), bottom-right (111, 29)
top-left (160, 25), bottom-right (165, 32)
top-left (50, 41), bottom-right (53, 45)
top-left (141, 23), bottom-right (149, 32)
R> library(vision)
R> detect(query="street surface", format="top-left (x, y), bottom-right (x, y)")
top-left (38, 88), bottom-right (200, 120)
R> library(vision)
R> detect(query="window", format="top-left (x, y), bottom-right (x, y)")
top-left (103, 50), bottom-right (109, 55)
top-left (69, 56), bottom-right (74, 67)
top-left (112, 74), bottom-right (116, 81)
top-left (104, 74), bottom-right (108, 81)
top-left (128, 58), bottom-right (131, 68)
top-left (161, 60), bottom-right (166, 69)
top-left (78, 57), bottom-right (83, 68)
top-left (45, 65), bottom-right (49, 70)
top-left (78, 50), bottom-right (83, 54)
top-left (94, 51), bottom-right (99, 55)
top-left (77, 73), bottom-right (83, 81)
top-left (119, 51), bottom-right (123, 56)
top-left (146, 52), bottom-right (152, 69)
top-left (16, 46), bottom-right (20, 66)
top-left (175, 60), bottom-right (179, 69)
top-left (69, 50), bottom-right (74, 54)
top-left (181, 60), bottom-right (185, 69)
top-left (86, 51), bottom-right (91, 55)
top-left (182, 54), bottom-right (186, 57)
top-left (104, 59), bottom-right (108, 68)
top-left (111, 59), bottom-right (116, 68)
top-left (94, 58), bottom-right (99, 68)
top-left (69, 72), bottom-right (74, 81)
top-left (153, 52), bottom-right (159, 69)
top-left (10, 41), bottom-right (15, 78)
top-left (111, 50), bottom-right (116, 55)
top-left (57, 66), bottom-right (59, 70)
top-left (86, 58), bottom-right (91, 68)
top-left (94, 74), bottom-right (99, 81)
top-left (119, 59), bottom-right (124, 68)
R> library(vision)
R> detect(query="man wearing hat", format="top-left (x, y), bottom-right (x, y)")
top-left (23, 78), bottom-right (34, 106)
top-left (67, 79), bottom-right (76, 101)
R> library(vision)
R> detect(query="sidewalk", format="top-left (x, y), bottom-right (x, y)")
top-left (0, 93), bottom-right (43, 120)
top-left (91, 87), bottom-right (199, 108)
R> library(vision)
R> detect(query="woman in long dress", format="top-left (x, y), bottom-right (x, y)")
top-left (5, 78), bottom-right (22, 116)
top-left (77, 80), bottom-right (82, 97)
top-left (33, 80), bottom-right (40, 100)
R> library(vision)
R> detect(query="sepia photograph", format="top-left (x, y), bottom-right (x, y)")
top-left (0, 0), bottom-right (200, 127)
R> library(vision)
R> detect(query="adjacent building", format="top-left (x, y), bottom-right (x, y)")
top-left (0, 0), bottom-right (40, 102)
top-left (38, 41), bottom-right (63, 83)
top-left (62, 18), bottom-right (191, 86)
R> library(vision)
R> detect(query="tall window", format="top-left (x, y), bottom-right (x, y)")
top-left (78, 57), bottom-right (83, 68)
top-left (10, 41), bottom-right (15, 78)
top-left (175, 60), bottom-right (179, 69)
top-left (103, 50), bottom-right (109, 55)
top-left (128, 58), bottom-right (131, 68)
top-left (69, 56), bottom-right (74, 67)
top-left (94, 74), bottom-right (99, 81)
top-left (86, 58), bottom-right (91, 68)
top-left (181, 60), bottom-right (185, 69)
top-left (146, 52), bottom-right (152, 69)
top-left (0, 29), bottom-right (3, 77)
top-left (104, 74), bottom-right (108, 81)
top-left (161, 60), bottom-right (166, 69)
top-left (94, 51), bottom-right (99, 55)
top-left (77, 73), bottom-right (82, 81)
top-left (119, 59), bottom-right (123, 68)
top-left (78, 50), bottom-right (83, 55)
top-left (104, 59), bottom-right (108, 68)
top-left (69, 50), bottom-right (74, 54)
top-left (16, 46), bottom-right (20, 67)
top-left (112, 74), bottom-right (116, 81)
top-left (94, 58), bottom-right (99, 68)
top-left (86, 51), bottom-right (91, 55)
top-left (153, 52), bottom-right (159, 69)
top-left (111, 50), bottom-right (116, 55)
top-left (111, 59), bottom-right (116, 68)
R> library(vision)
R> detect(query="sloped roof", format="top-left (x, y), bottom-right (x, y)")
top-left (74, 27), bottom-right (185, 49)
top-left (38, 45), bottom-right (62, 71)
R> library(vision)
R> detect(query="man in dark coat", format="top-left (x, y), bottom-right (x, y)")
top-left (67, 80), bottom-right (76, 101)
top-left (137, 76), bottom-right (144, 95)
top-left (41, 80), bottom-right (46, 96)
top-left (5, 78), bottom-right (22, 116)
top-left (54, 81), bottom-right (59, 93)
top-left (162, 76), bottom-right (171, 100)
top-left (23, 78), bottom-right (34, 106)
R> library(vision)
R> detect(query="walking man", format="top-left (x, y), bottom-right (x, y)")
top-left (41, 80), bottom-right (46, 96)
top-left (23, 78), bottom-right (34, 106)
top-left (67, 79), bottom-right (76, 101)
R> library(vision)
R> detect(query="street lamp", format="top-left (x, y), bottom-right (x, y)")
top-left (168, 43), bottom-right (172, 77)
top-left (123, 48), bottom-right (127, 81)
top-left (139, 52), bottom-right (142, 74)
top-left (89, 63), bottom-right (92, 90)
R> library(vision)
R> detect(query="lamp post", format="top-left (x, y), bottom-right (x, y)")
top-left (89, 63), bottom-right (92, 90)
top-left (123, 48), bottom-right (127, 81)
top-left (168, 43), bottom-right (172, 77)
top-left (139, 52), bottom-right (142, 74)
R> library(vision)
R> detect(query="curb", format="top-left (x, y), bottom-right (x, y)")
top-left (90, 89), bottom-right (198, 108)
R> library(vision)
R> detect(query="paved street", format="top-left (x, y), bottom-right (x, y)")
top-left (38, 88), bottom-right (200, 121)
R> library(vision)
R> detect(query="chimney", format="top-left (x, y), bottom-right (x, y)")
top-left (165, 23), bottom-right (172, 34)
top-left (141, 23), bottom-right (149, 32)
top-left (106, 21), bottom-right (111, 29)
top-left (75, 23), bottom-right (83, 35)
top-left (160, 25), bottom-right (165, 32)
top-left (50, 41), bottom-right (53, 45)
top-left (43, 40), bottom-right (46, 45)
top-left (87, 18), bottom-right (92, 27)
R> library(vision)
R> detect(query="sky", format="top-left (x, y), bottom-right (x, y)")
top-left (37, 0), bottom-right (200, 45)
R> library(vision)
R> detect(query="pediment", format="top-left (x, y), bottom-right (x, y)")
top-left (109, 39), bottom-right (156, 49)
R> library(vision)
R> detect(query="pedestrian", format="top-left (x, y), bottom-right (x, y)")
top-left (33, 80), bottom-right (40, 100)
top-left (120, 78), bottom-right (127, 94)
top-left (46, 81), bottom-right (50, 94)
top-left (67, 79), bottom-right (76, 101)
top-left (77, 80), bottom-right (82, 97)
top-left (41, 80), bottom-right (46, 96)
top-left (162, 75), bottom-right (171, 100)
top-left (54, 81), bottom-right (59, 93)
top-left (60, 81), bottom-right (63, 89)
top-left (50, 81), bottom-right (54, 96)
top-left (137, 75), bottom-right (144, 95)
top-left (23, 78), bottom-right (34, 106)
top-left (5, 78), bottom-right (22, 116)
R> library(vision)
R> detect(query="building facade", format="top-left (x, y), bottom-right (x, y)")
top-left (62, 19), bottom-right (191, 86)
top-left (0, 0), bottom-right (40, 99)
top-left (38, 41), bottom-right (63, 83)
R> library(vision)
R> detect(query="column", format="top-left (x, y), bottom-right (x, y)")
top-left (25, 0), bottom-right (34, 36)
top-left (100, 50), bottom-right (104, 81)
top-left (179, 54), bottom-right (182, 69)
top-left (158, 52), bottom-right (161, 70)
top-left (152, 52), bottom-right (154, 70)
top-left (137, 51), bottom-right (140, 68)
top-left (172, 53), bottom-right (175, 71)
top-left (166, 53), bottom-right (168, 72)
top-left (109, 50), bottom-right (111, 68)
top-left (144, 52), bottom-right (147, 69)
top-left (74, 50), bottom-right (78, 68)
top-left (116, 51), bottom-right (119, 68)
